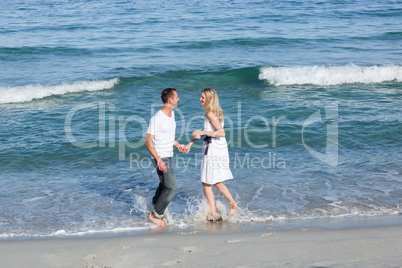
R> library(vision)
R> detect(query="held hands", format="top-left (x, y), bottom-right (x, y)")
top-left (176, 143), bottom-right (191, 153)
top-left (176, 143), bottom-right (187, 153)
top-left (174, 130), bottom-right (204, 154)
top-left (183, 143), bottom-right (192, 153)
top-left (157, 142), bottom-right (190, 173)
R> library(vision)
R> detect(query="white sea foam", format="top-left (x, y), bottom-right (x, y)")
top-left (0, 198), bottom-right (399, 240)
top-left (0, 78), bottom-right (119, 104)
top-left (130, 194), bottom-right (150, 216)
top-left (0, 226), bottom-right (152, 240)
top-left (259, 64), bottom-right (402, 86)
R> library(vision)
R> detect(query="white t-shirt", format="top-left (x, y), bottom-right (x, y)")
top-left (147, 110), bottom-right (176, 158)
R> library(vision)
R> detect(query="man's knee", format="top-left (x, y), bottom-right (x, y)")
top-left (164, 184), bottom-right (177, 202)
top-left (163, 180), bottom-right (177, 193)
top-left (164, 174), bottom-right (177, 193)
top-left (170, 183), bottom-right (178, 195)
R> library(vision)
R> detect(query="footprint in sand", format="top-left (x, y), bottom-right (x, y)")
top-left (225, 239), bottom-right (242, 243)
top-left (116, 243), bottom-right (134, 249)
top-left (261, 232), bottom-right (276, 237)
top-left (162, 260), bottom-right (181, 266)
top-left (181, 246), bottom-right (199, 252)
top-left (82, 253), bottom-right (98, 267)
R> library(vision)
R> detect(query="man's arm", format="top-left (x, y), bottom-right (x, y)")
top-left (145, 133), bottom-right (167, 173)
top-left (174, 140), bottom-right (186, 153)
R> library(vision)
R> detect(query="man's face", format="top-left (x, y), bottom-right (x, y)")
top-left (170, 90), bottom-right (179, 108)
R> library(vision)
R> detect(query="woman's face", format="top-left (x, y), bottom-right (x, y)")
top-left (200, 92), bottom-right (206, 106)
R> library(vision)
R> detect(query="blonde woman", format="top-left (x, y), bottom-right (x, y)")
top-left (185, 88), bottom-right (237, 220)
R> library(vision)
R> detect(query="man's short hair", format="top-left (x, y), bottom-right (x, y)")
top-left (161, 88), bottom-right (176, 103)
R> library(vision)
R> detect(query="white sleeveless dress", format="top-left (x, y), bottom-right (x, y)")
top-left (200, 119), bottom-right (233, 185)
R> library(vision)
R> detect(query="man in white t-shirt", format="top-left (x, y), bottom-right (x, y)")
top-left (145, 88), bottom-right (186, 227)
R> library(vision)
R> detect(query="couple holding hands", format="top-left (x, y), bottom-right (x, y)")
top-left (145, 88), bottom-right (237, 227)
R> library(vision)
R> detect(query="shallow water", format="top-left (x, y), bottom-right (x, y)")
top-left (0, 0), bottom-right (401, 239)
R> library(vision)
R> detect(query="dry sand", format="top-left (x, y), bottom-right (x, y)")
top-left (0, 224), bottom-right (401, 267)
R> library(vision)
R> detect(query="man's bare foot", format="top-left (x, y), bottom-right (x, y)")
top-left (229, 202), bottom-right (237, 216)
top-left (149, 212), bottom-right (166, 227)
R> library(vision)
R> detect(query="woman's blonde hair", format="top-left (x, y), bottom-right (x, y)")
top-left (202, 88), bottom-right (223, 123)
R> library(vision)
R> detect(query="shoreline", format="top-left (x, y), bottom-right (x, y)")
top-left (0, 216), bottom-right (401, 267)
top-left (1, 214), bottom-right (401, 242)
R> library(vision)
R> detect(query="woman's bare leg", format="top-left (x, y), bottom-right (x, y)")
top-left (202, 183), bottom-right (217, 214)
top-left (214, 182), bottom-right (237, 216)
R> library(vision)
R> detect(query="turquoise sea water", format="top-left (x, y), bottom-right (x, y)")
top-left (0, 0), bottom-right (401, 238)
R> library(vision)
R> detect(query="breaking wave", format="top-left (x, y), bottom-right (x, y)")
top-left (259, 64), bottom-right (402, 86)
top-left (0, 78), bottom-right (119, 104)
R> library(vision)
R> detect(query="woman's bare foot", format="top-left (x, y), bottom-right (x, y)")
top-left (229, 202), bottom-right (237, 216)
top-left (206, 213), bottom-right (222, 221)
top-left (149, 212), bottom-right (166, 227)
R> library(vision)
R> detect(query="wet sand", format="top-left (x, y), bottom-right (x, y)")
top-left (0, 224), bottom-right (401, 267)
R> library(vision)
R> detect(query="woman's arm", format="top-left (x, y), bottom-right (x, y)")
top-left (185, 132), bottom-right (202, 153)
top-left (201, 112), bottom-right (225, 138)
top-left (186, 112), bottom-right (224, 153)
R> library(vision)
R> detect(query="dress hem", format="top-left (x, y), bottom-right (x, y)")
top-left (200, 177), bottom-right (233, 185)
